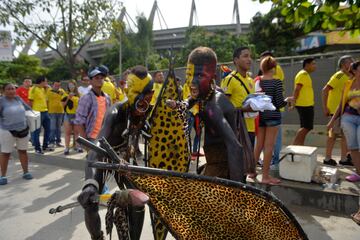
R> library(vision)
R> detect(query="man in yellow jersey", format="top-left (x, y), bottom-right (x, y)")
top-left (150, 71), bottom-right (164, 106)
top-left (293, 58), bottom-right (316, 145)
top-left (47, 80), bottom-right (65, 148)
top-left (28, 76), bottom-right (54, 154)
top-left (322, 55), bottom-right (354, 166)
top-left (221, 46), bottom-right (256, 147)
top-left (259, 51), bottom-right (285, 170)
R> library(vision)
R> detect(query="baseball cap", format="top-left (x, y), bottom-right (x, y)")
top-left (88, 67), bottom-right (106, 79)
top-left (98, 65), bottom-right (109, 75)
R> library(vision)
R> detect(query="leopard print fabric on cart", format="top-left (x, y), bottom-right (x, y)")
top-left (126, 173), bottom-right (307, 240)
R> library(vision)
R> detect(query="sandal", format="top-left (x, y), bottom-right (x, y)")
top-left (351, 213), bottom-right (360, 225)
top-left (345, 173), bottom-right (360, 182)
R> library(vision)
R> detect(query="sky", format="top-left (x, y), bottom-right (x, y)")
top-left (122, 0), bottom-right (272, 30)
top-left (2, 0), bottom-right (272, 55)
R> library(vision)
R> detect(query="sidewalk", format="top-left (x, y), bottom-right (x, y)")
top-left (24, 140), bottom-right (360, 215)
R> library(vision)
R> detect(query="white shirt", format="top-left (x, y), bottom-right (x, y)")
top-left (78, 85), bottom-right (92, 96)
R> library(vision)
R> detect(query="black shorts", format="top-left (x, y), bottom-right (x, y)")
top-left (296, 106), bottom-right (314, 130)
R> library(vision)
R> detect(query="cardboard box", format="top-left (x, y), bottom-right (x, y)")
top-left (279, 145), bottom-right (318, 183)
top-left (25, 110), bottom-right (41, 132)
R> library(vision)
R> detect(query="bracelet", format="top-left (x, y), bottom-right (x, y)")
top-left (82, 179), bottom-right (99, 190)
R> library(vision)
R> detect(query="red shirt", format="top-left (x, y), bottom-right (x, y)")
top-left (16, 86), bottom-right (30, 105)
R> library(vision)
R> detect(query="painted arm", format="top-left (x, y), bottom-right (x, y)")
top-left (206, 100), bottom-right (244, 182)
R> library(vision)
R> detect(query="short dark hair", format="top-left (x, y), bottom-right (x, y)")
top-left (188, 46), bottom-right (217, 65)
top-left (233, 46), bottom-right (250, 60)
top-left (153, 71), bottom-right (162, 78)
top-left (131, 65), bottom-right (148, 79)
top-left (35, 75), bottom-right (47, 84)
top-left (2, 82), bottom-right (15, 91)
top-left (350, 61), bottom-right (360, 75)
top-left (303, 57), bottom-right (315, 68)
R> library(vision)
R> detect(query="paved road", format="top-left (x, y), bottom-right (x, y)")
top-left (1, 158), bottom-right (360, 240)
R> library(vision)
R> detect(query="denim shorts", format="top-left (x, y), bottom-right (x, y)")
top-left (341, 113), bottom-right (360, 150)
top-left (64, 113), bottom-right (76, 124)
top-left (259, 118), bottom-right (281, 127)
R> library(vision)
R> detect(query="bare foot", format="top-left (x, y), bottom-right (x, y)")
top-left (351, 211), bottom-right (360, 225)
top-left (261, 177), bottom-right (281, 185)
top-left (248, 172), bottom-right (258, 179)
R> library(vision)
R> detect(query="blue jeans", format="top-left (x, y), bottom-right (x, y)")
top-left (49, 113), bottom-right (63, 144)
top-left (271, 112), bottom-right (284, 165)
top-left (33, 111), bottom-right (51, 151)
top-left (188, 113), bottom-right (200, 153)
top-left (341, 113), bottom-right (360, 150)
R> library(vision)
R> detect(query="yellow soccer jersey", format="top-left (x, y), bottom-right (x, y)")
top-left (326, 71), bottom-right (350, 114)
top-left (61, 94), bottom-right (79, 114)
top-left (150, 82), bottom-right (163, 106)
top-left (221, 71), bottom-right (255, 132)
top-left (101, 79), bottom-right (117, 103)
top-left (294, 70), bottom-right (314, 107)
top-left (274, 65), bottom-right (284, 81)
top-left (29, 86), bottom-right (48, 112)
top-left (47, 88), bottom-right (65, 114)
top-left (116, 87), bottom-right (126, 102)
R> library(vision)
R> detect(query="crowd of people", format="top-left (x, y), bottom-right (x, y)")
top-left (0, 45), bottom-right (360, 226)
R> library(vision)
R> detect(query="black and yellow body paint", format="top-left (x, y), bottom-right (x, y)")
top-left (147, 67), bottom-right (191, 240)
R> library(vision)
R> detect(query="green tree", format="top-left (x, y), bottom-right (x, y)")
top-left (248, 9), bottom-right (303, 56)
top-left (255, 0), bottom-right (360, 35)
top-left (0, 0), bottom-right (121, 77)
top-left (102, 15), bottom-right (158, 73)
top-left (0, 53), bottom-right (48, 85)
top-left (180, 27), bottom-right (250, 65)
top-left (47, 58), bottom-right (87, 81)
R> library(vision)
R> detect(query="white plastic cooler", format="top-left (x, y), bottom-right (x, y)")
top-left (25, 110), bottom-right (41, 132)
top-left (279, 145), bottom-right (318, 183)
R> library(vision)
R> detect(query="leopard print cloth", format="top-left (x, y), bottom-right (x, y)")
top-left (124, 171), bottom-right (307, 240)
top-left (105, 191), bottom-right (130, 240)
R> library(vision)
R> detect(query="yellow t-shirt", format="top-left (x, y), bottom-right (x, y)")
top-left (47, 88), bottom-right (65, 114)
top-left (61, 93), bottom-right (79, 115)
top-left (116, 87), bottom-right (126, 102)
top-left (294, 69), bottom-right (314, 107)
top-left (29, 86), bottom-right (48, 112)
top-left (274, 65), bottom-right (284, 81)
top-left (101, 79), bottom-right (116, 103)
top-left (221, 71), bottom-right (255, 132)
top-left (150, 82), bottom-right (163, 106)
top-left (326, 71), bottom-right (350, 114)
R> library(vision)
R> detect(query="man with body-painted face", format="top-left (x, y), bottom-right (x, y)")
top-left (183, 46), bottom-right (245, 182)
top-left (76, 65), bottom-right (153, 240)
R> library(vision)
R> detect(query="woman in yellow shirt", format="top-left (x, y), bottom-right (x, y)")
top-left (61, 80), bottom-right (82, 155)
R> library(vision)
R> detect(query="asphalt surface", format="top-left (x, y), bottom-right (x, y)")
top-left (1, 157), bottom-right (360, 240)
